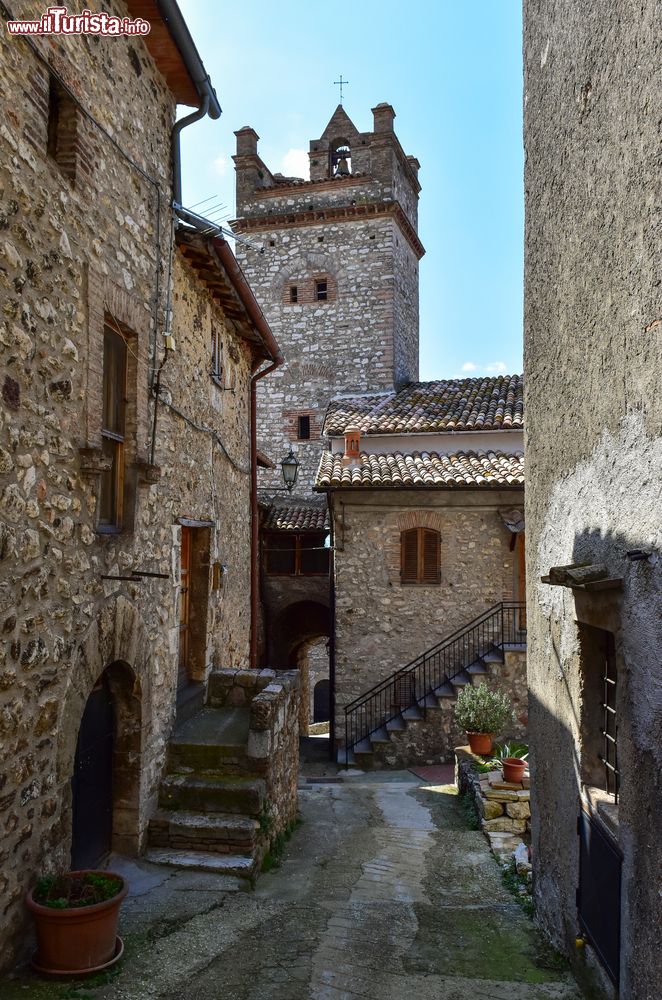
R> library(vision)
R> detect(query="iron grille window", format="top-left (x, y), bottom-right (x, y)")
top-left (315, 279), bottom-right (328, 302)
top-left (98, 325), bottom-right (127, 532)
top-left (211, 326), bottom-right (223, 379)
top-left (599, 633), bottom-right (619, 802)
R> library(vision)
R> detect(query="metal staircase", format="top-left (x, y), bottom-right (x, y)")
top-left (339, 601), bottom-right (526, 766)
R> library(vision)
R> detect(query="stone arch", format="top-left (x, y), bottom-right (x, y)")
top-left (56, 596), bottom-right (154, 860)
top-left (271, 600), bottom-right (330, 735)
top-left (395, 509), bottom-right (445, 534)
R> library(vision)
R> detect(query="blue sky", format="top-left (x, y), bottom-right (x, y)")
top-left (178, 0), bottom-right (524, 380)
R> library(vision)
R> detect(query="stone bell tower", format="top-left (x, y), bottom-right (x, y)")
top-left (232, 103), bottom-right (424, 492)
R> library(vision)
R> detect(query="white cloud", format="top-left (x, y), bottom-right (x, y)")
top-left (281, 148), bottom-right (309, 180)
top-left (461, 360), bottom-right (509, 375)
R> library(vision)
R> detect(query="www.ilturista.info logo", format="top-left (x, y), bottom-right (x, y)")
top-left (6, 5), bottom-right (150, 35)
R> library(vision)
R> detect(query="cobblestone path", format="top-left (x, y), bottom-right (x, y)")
top-left (2, 774), bottom-right (584, 1000)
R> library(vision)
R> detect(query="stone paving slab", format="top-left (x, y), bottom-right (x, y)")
top-left (0, 777), bottom-right (584, 1000)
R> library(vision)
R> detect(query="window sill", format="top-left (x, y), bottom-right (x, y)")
top-left (96, 525), bottom-right (123, 537)
top-left (400, 581), bottom-right (442, 587)
top-left (584, 785), bottom-right (619, 839)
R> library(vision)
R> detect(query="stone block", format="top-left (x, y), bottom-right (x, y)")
top-left (480, 798), bottom-right (504, 820)
top-left (484, 788), bottom-right (520, 802)
top-left (489, 780), bottom-right (523, 791)
top-left (505, 801), bottom-right (531, 819)
top-left (482, 817), bottom-right (527, 834)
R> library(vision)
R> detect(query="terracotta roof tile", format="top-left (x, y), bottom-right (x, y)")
top-left (263, 502), bottom-right (329, 532)
top-left (315, 450), bottom-right (524, 490)
top-left (324, 375), bottom-right (524, 436)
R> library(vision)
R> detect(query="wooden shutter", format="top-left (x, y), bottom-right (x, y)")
top-left (422, 529), bottom-right (440, 583)
top-left (401, 529), bottom-right (419, 583)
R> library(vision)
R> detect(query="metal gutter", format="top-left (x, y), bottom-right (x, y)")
top-left (156, 0), bottom-right (222, 118)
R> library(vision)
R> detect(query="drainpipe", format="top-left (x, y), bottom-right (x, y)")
top-left (250, 359), bottom-right (282, 668)
top-left (172, 95), bottom-right (210, 205)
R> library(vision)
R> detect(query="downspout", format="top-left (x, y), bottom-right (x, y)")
top-left (328, 492), bottom-right (337, 758)
top-left (250, 360), bottom-right (282, 668)
top-left (172, 95), bottom-right (210, 206)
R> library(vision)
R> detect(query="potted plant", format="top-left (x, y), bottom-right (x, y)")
top-left (485, 741), bottom-right (529, 782)
top-left (453, 684), bottom-right (514, 755)
top-left (26, 870), bottom-right (127, 976)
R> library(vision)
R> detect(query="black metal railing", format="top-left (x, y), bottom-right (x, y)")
top-left (343, 601), bottom-right (526, 760)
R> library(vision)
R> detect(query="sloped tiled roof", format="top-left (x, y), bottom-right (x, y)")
top-left (323, 375), bottom-right (524, 436)
top-left (315, 450), bottom-right (524, 491)
top-left (263, 502), bottom-right (330, 532)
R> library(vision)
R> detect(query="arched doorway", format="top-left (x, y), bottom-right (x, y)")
top-left (69, 659), bottom-right (143, 866)
top-left (314, 679), bottom-right (330, 723)
top-left (71, 673), bottom-right (114, 869)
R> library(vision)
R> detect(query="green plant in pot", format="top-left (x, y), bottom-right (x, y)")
top-left (26, 870), bottom-right (127, 976)
top-left (486, 741), bottom-right (529, 782)
top-left (453, 684), bottom-right (514, 755)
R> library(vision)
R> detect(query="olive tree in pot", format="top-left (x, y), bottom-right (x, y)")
top-left (26, 870), bottom-right (127, 976)
top-left (453, 684), bottom-right (514, 756)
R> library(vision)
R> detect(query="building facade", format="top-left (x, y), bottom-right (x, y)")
top-left (315, 377), bottom-right (527, 763)
top-left (524, 3), bottom-right (662, 997)
top-left (0, 1), bottom-right (281, 968)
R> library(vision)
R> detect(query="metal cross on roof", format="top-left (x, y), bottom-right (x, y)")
top-left (334, 74), bottom-right (349, 104)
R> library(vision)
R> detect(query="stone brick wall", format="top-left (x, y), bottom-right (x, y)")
top-left (0, 6), bottom-right (256, 969)
top-left (524, 4), bottom-right (662, 997)
top-left (455, 747), bottom-right (532, 865)
top-left (331, 490), bottom-right (525, 738)
top-left (246, 670), bottom-right (300, 861)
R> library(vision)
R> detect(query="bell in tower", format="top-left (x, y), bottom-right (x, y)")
top-left (331, 142), bottom-right (351, 177)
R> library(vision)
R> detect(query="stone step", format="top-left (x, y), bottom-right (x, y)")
top-left (354, 738), bottom-right (373, 754)
top-left (369, 726), bottom-right (391, 745)
top-left (402, 705), bottom-right (424, 721)
top-left (450, 671), bottom-right (472, 690)
top-left (502, 641), bottom-right (527, 652)
top-left (385, 715), bottom-right (407, 732)
top-left (167, 707), bottom-right (250, 773)
top-left (336, 747), bottom-right (356, 767)
top-left (433, 683), bottom-right (456, 700)
top-left (418, 694), bottom-right (440, 709)
top-left (144, 848), bottom-right (256, 879)
top-left (481, 650), bottom-right (505, 664)
top-left (159, 774), bottom-right (266, 816)
top-left (149, 810), bottom-right (259, 852)
top-left (466, 660), bottom-right (490, 675)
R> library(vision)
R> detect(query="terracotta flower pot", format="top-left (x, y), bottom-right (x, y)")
top-left (26, 870), bottom-right (127, 975)
top-left (467, 732), bottom-right (493, 755)
top-left (502, 757), bottom-right (527, 783)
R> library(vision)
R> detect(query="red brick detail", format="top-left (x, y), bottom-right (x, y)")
top-left (283, 409), bottom-right (322, 442)
top-left (282, 273), bottom-right (337, 306)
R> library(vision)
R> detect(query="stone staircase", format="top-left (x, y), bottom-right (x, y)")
top-left (339, 602), bottom-right (527, 770)
top-left (344, 643), bottom-right (525, 769)
top-left (145, 701), bottom-right (264, 882)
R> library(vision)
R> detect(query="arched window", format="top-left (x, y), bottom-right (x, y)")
top-left (330, 139), bottom-right (351, 177)
top-left (400, 528), bottom-right (440, 584)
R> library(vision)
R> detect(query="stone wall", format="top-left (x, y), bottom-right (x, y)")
top-left (246, 670), bottom-right (301, 861)
top-left (0, 6), bottom-right (256, 969)
top-left (456, 747), bottom-right (531, 858)
top-left (330, 489), bottom-right (525, 738)
top-left (524, 4), bottom-right (662, 997)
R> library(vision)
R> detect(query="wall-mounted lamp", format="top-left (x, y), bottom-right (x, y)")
top-left (625, 549), bottom-right (658, 565)
top-left (280, 449), bottom-right (300, 492)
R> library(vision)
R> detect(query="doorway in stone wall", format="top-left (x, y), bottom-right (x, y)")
top-left (177, 523), bottom-right (212, 713)
top-left (71, 673), bottom-right (114, 869)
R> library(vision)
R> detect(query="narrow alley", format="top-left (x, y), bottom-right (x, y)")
top-left (3, 769), bottom-right (582, 1000)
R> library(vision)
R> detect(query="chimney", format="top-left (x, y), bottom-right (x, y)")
top-left (371, 102), bottom-right (396, 133)
top-left (343, 425), bottom-right (361, 462)
top-left (234, 126), bottom-right (259, 157)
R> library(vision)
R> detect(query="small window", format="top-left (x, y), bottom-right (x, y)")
top-left (315, 280), bottom-right (328, 302)
top-left (400, 528), bottom-right (440, 585)
top-left (297, 415), bottom-right (311, 440)
top-left (265, 534), bottom-right (297, 575)
top-left (211, 327), bottom-right (223, 380)
top-left (98, 325), bottom-right (127, 531)
top-left (47, 75), bottom-right (78, 181)
top-left (289, 285), bottom-right (298, 304)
